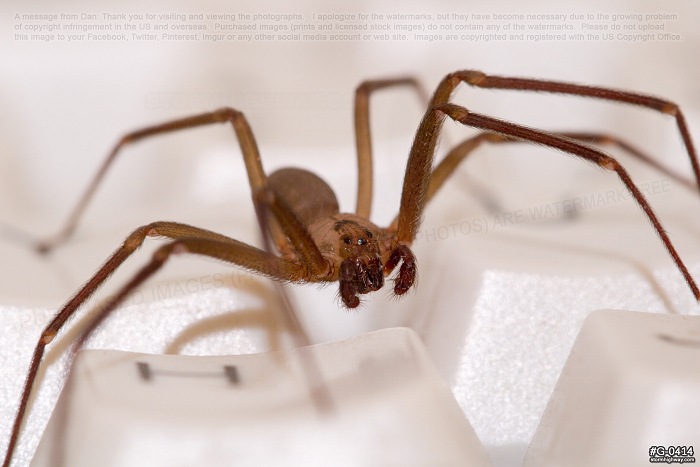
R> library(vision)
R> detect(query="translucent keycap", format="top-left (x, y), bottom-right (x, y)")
top-left (524, 309), bottom-right (700, 467)
top-left (31, 327), bottom-right (493, 467)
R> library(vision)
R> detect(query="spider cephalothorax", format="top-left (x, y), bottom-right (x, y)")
top-left (334, 218), bottom-right (385, 307)
top-left (306, 213), bottom-right (393, 307)
top-left (306, 213), bottom-right (417, 308)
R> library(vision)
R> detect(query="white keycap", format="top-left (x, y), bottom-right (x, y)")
top-left (30, 327), bottom-right (493, 467)
top-left (524, 309), bottom-right (700, 467)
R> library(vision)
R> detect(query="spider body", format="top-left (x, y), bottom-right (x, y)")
top-left (268, 167), bottom-right (414, 307)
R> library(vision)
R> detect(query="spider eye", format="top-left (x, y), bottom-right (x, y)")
top-left (342, 236), bottom-right (352, 245)
top-left (357, 238), bottom-right (366, 246)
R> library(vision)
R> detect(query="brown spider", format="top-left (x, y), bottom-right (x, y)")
top-left (3, 70), bottom-right (700, 466)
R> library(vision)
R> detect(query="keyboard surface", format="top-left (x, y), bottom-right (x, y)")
top-left (2, 181), bottom-right (699, 466)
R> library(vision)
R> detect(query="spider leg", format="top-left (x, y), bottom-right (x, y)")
top-left (434, 102), bottom-right (700, 301)
top-left (422, 130), bottom-right (696, 213)
top-left (354, 77), bottom-right (428, 218)
top-left (389, 129), bottom-right (695, 230)
top-left (2, 221), bottom-right (308, 467)
top-left (453, 71), bottom-right (700, 195)
top-left (554, 132), bottom-right (695, 192)
top-left (395, 73), bottom-right (464, 244)
top-left (396, 71), bottom-right (700, 244)
top-left (37, 108), bottom-right (289, 253)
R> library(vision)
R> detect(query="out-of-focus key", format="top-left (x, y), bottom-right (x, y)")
top-left (524, 309), bottom-right (700, 467)
top-left (31, 327), bottom-right (493, 467)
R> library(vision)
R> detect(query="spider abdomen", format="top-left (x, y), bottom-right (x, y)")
top-left (268, 168), bottom-right (340, 227)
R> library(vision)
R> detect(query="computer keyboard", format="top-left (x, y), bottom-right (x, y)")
top-left (14, 308), bottom-right (700, 467)
top-left (31, 328), bottom-right (494, 467)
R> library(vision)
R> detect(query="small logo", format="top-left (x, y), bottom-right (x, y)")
top-left (649, 445), bottom-right (695, 464)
